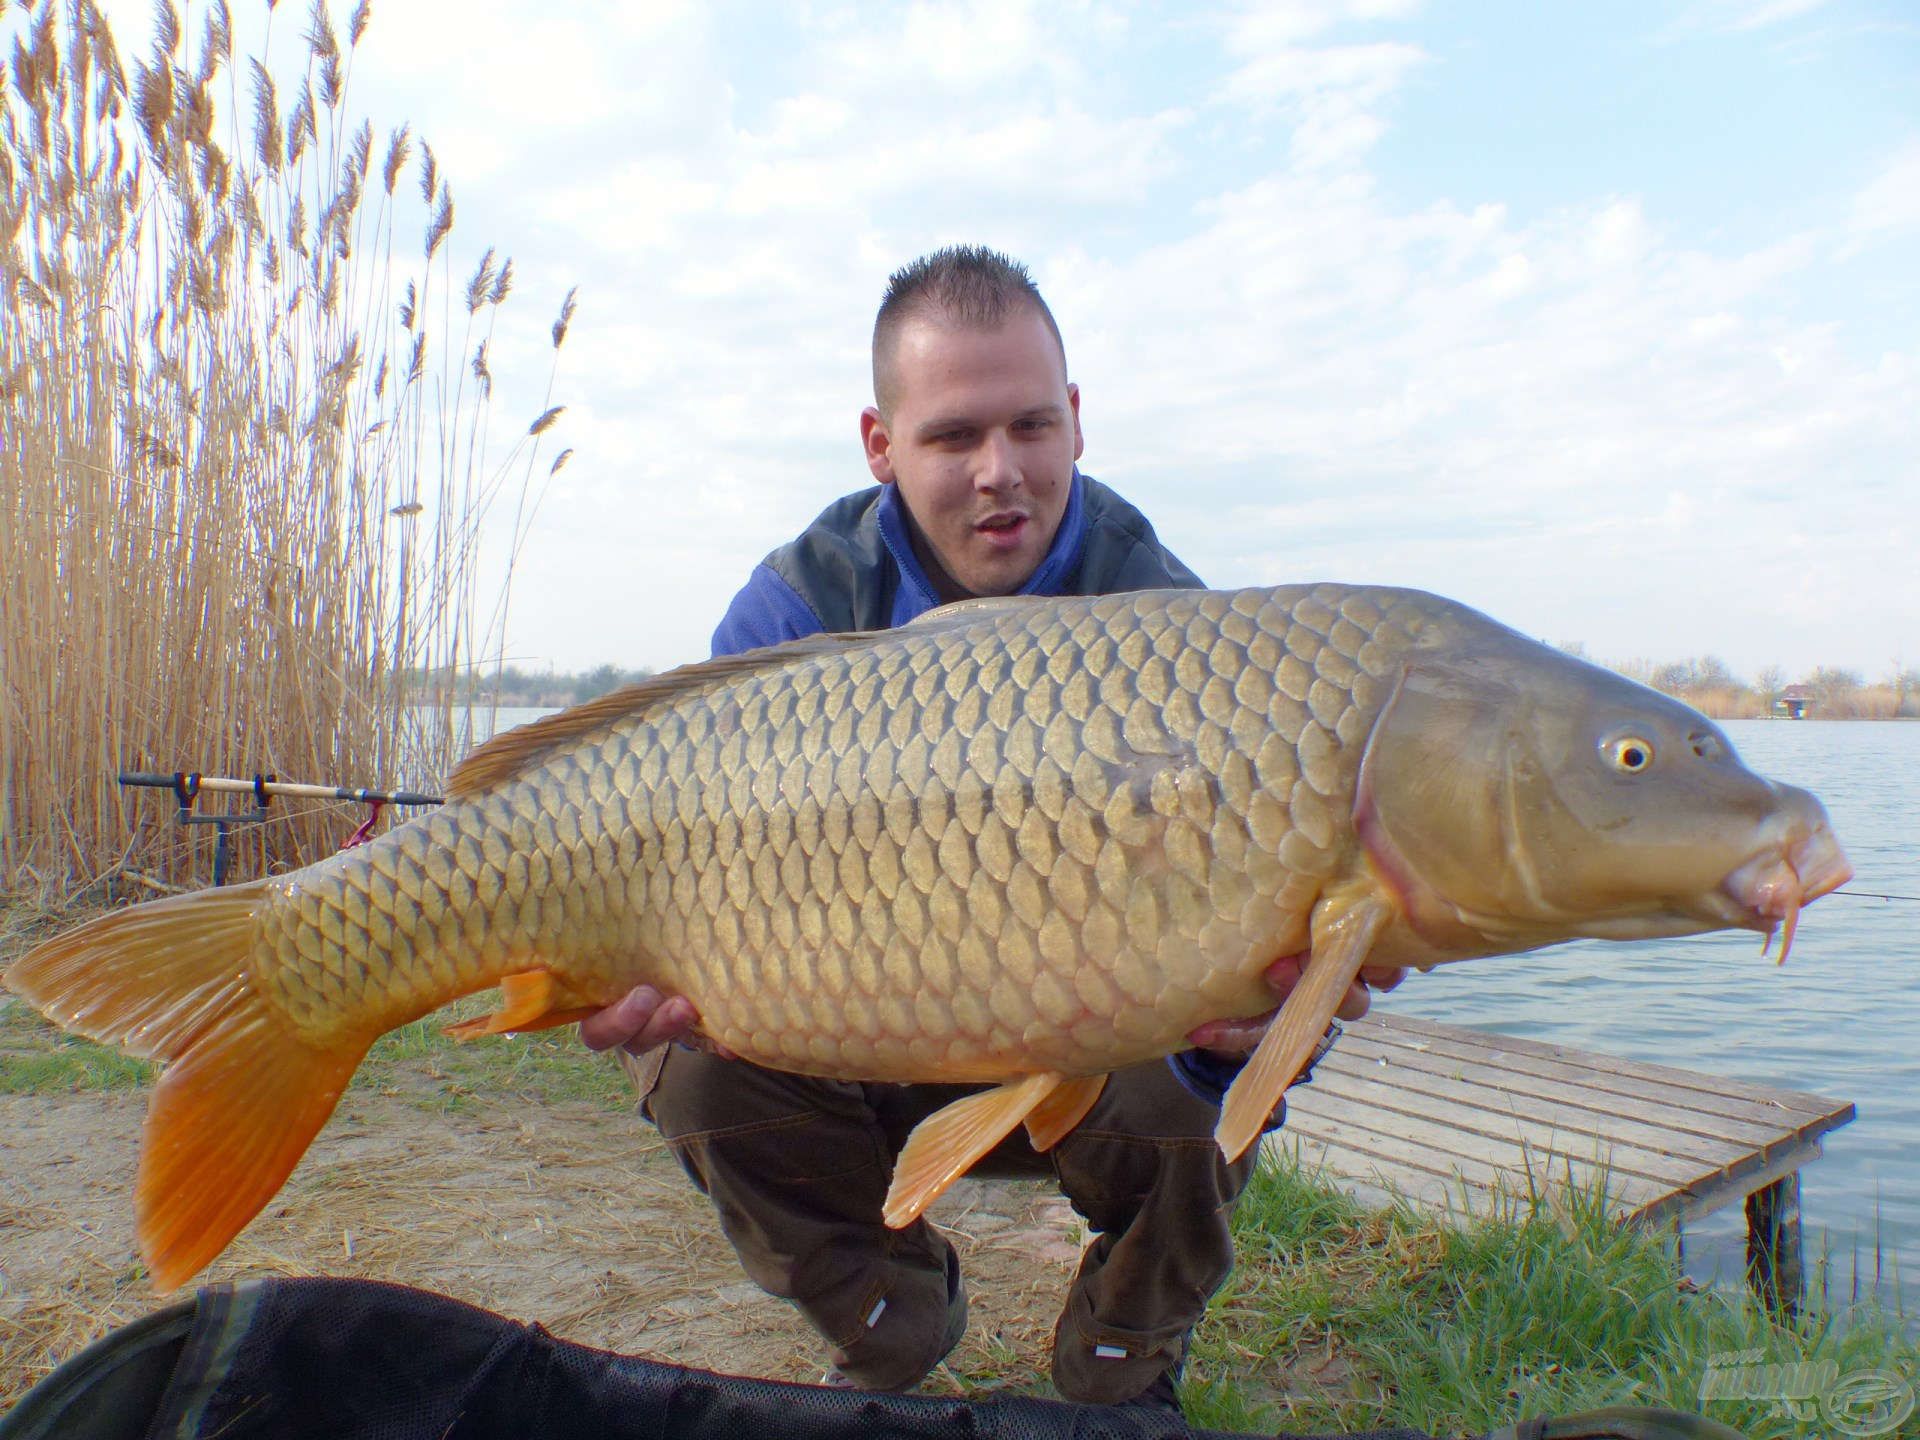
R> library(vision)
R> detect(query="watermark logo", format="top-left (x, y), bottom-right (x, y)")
top-left (1702, 1348), bottom-right (1915, 1437)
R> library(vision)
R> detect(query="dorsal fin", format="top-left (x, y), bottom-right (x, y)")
top-left (446, 631), bottom-right (872, 798)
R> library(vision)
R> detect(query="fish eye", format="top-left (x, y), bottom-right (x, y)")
top-left (1605, 736), bottom-right (1655, 774)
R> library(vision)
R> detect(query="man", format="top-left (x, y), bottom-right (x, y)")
top-left (581, 246), bottom-right (1401, 1412)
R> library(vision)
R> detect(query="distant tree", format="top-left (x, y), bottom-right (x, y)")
top-left (573, 664), bottom-right (627, 702)
top-left (1755, 664), bottom-right (1785, 708)
top-left (1693, 655), bottom-right (1738, 689)
top-left (1807, 666), bottom-right (1862, 698)
top-left (1902, 669), bottom-right (1920, 719)
top-left (1558, 640), bottom-right (1588, 660)
top-left (1650, 661), bottom-right (1692, 693)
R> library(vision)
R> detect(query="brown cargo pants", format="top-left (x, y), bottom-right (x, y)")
top-left (626, 1044), bottom-right (1259, 1404)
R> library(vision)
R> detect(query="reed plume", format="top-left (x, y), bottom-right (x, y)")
top-left (1, 0), bottom-right (575, 895)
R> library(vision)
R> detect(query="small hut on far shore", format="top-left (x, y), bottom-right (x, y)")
top-left (1777, 685), bottom-right (1814, 720)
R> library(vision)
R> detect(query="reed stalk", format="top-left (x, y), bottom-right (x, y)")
top-left (0, 0), bottom-right (574, 892)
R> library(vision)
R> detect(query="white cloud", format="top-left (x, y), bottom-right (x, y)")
top-left (1722, 0), bottom-right (1839, 30)
top-left (1843, 140), bottom-right (1920, 253)
top-left (1224, 0), bottom-right (1424, 53)
top-left (1220, 40), bottom-right (1429, 112)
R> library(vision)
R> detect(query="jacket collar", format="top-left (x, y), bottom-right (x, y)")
top-left (876, 469), bottom-right (1088, 626)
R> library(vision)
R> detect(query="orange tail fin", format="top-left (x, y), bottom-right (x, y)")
top-left (3, 882), bottom-right (369, 1292)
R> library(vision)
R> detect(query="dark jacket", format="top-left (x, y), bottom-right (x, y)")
top-left (710, 471), bottom-right (1202, 654)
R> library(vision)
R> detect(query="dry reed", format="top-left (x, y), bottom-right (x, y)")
top-left (1602, 655), bottom-right (1920, 721)
top-left (0, 0), bottom-right (575, 893)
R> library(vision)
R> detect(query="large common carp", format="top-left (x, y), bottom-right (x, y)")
top-left (5, 584), bottom-right (1850, 1291)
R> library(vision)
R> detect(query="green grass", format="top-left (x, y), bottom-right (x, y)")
top-left (357, 1007), bottom-right (635, 1112)
top-left (0, 1002), bottom-right (157, 1093)
top-left (0, 990), bottom-right (631, 1111)
top-left (1184, 1152), bottom-right (1920, 1438)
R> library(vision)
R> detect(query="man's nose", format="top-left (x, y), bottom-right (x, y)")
top-left (974, 429), bottom-right (1021, 490)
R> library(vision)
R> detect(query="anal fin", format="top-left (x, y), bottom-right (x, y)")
top-left (884, 1072), bottom-right (1064, 1228)
top-left (1024, 1074), bottom-right (1107, 1151)
top-left (1216, 896), bottom-right (1391, 1162)
top-left (444, 969), bottom-right (600, 1039)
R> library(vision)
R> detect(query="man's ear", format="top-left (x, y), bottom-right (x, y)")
top-left (861, 406), bottom-right (896, 485)
top-left (1067, 382), bottom-right (1085, 462)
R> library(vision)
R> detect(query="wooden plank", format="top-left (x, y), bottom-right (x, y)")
top-left (1263, 1014), bottom-right (1855, 1235)
top-left (1351, 1017), bottom-right (1834, 1126)
top-left (1649, 1138), bottom-right (1828, 1227)
top-left (1275, 1129), bottom-right (1503, 1218)
top-left (1292, 1067), bottom-right (1832, 1228)
top-left (1320, 1044), bottom-right (1781, 1167)
top-left (1363, 1012), bottom-right (1836, 1110)
top-left (1314, 1035), bottom-right (1785, 1155)
top-left (1283, 1088), bottom-right (1675, 1212)
top-left (1283, 1102), bottom-right (1518, 1194)
top-left (1292, 1073), bottom-right (1833, 1231)
top-left (1295, 1067), bottom-right (1725, 1191)
top-left (1284, 1122), bottom-right (1631, 1224)
top-left (1344, 1017), bottom-right (1853, 1138)
top-left (1366, 1013), bottom-right (1847, 1119)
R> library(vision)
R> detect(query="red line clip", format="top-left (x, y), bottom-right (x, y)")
top-left (342, 799), bottom-right (386, 849)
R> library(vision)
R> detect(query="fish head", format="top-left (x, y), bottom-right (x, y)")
top-left (1354, 632), bottom-right (1851, 959)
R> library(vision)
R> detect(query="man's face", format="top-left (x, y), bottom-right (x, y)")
top-left (861, 305), bottom-right (1083, 601)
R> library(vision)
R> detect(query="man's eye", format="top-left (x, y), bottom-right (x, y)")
top-left (1014, 418), bottom-right (1050, 433)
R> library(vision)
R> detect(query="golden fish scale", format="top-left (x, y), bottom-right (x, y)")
top-left (254, 584), bottom-right (1432, 1080)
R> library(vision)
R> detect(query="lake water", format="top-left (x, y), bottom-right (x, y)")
top-left (472, 708), bottom-right (1918, 1311)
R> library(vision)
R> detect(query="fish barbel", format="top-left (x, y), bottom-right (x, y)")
top-left (4, 584), bottom-right (1850, 1290)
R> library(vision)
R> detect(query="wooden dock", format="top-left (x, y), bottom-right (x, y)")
top-left (1277, 1011), bottom-right (1856, 1310)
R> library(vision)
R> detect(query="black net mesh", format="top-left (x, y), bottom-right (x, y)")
top-left (3, 1276), bottom-right (1445, 1440)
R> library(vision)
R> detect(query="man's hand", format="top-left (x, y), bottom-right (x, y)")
top-left (578, 985), bottom-right (733, 1059)
top-left (1184, 953), bottom-right (1407, 1059)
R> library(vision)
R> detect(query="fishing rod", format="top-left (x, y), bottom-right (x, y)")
top-left (118, 771), bottom-right (445, 885)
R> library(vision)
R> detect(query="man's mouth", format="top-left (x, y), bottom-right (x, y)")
top-left (975, 512), bottom-right (1029, 548)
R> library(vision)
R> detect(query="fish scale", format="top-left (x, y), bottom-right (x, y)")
top-left (246, 583), bottom-right (1411, 1073)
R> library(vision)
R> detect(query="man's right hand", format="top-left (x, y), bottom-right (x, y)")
top-left (578, 985), bottom-right (713, 1057)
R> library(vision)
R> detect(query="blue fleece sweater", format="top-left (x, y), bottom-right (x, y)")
top-left (711, 474), bottom-right (1097, 654)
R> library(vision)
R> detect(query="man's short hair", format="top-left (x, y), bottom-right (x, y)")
top-left (872, 245), bottom-right (1067, 417)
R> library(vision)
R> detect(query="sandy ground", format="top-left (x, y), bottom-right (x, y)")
top-left (0, 1067), bottom-right (1089, 1412)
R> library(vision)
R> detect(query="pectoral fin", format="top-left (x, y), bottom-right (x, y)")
top-left (443, 969), bottom-right (601, 1039)
top-left (1024, 1074), bottom-right (1108, 1151)
top-left (1215, 896), bottom-right (1392, 1162)
top-left (884, 1072), bottom-right (1064, 1227)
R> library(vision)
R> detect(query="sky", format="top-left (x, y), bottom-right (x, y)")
top-left (90, 0), bottom-right (1920, 680)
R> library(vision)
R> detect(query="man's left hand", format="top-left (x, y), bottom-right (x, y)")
top-left (1184, 953), bottom-right (1407, 1059)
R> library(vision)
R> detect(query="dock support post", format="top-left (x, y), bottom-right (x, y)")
top-left (1746, 1173), bottom-right (1804, 1317)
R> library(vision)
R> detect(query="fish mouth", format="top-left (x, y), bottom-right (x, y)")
top-left (1717, 825), bottom-right (1852, 963)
